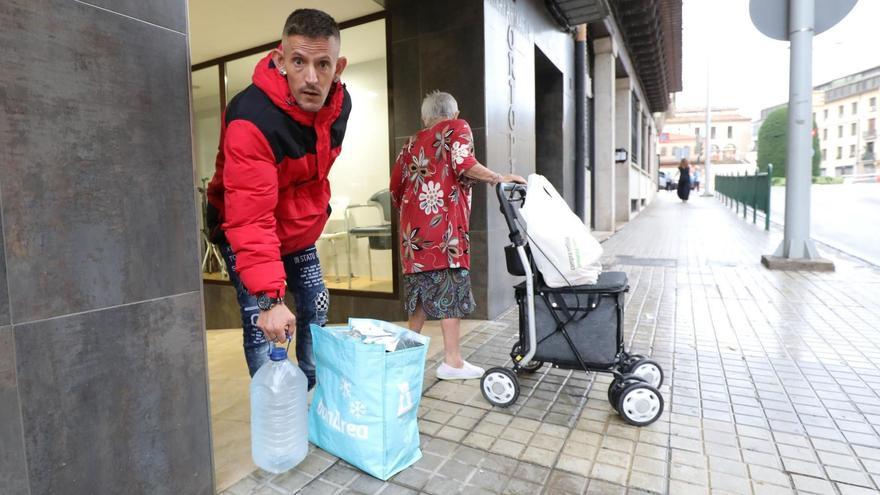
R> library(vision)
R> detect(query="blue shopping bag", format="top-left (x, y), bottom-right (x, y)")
top-left (308, 320), bottom-right (429, 480)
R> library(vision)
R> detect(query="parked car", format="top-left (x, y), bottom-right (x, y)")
top-left (658, 171), bottom-right (674, 191)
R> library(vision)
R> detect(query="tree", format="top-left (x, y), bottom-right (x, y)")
top-left (757, 107), bottom-right (821, 178)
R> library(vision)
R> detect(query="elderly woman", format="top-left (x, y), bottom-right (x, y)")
top-left (390, 91), bottom-right (525, 380)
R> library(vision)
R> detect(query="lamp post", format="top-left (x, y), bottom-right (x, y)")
top-left (702, 42), bottom-right (714, 196)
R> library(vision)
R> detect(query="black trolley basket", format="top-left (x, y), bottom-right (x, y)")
top-left (479, 183), bottom-right (665, 426)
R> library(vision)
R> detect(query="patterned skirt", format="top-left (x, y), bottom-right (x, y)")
top-left (404, 268), bottom-right (476, 319)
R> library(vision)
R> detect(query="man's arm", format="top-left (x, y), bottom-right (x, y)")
top-left (222, 120), bottom-right (294, 342)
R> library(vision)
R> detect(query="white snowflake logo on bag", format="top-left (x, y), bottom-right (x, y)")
top-left (350, 400), bottom-right (367, 418)
top-left (340, 379), bottom-right (352, 399)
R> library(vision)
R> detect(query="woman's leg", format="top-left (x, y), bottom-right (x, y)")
top-left (408, 301), bottom-right (427, 333)
top-left (440, 317), bottom-right (463, 368)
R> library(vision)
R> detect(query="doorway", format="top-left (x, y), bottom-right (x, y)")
top-left (534, 46), bottom-right (565, 202)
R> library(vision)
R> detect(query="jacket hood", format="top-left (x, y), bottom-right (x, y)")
top-left (251, 49), bottom-right (346, 126)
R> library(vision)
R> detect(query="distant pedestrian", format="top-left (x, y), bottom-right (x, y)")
top-left (677, 159), bottom-right (691, 202)
top-left (693, 166), bottom-right (701, 192)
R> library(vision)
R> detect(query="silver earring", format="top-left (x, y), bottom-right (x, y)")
top-left (279, 68), bottom-right (287, 76)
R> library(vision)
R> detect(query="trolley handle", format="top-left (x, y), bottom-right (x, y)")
top-left (495, 182), bottom-right (527, 245)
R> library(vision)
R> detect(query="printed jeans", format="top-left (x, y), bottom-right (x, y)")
top-left (220, 244), bottom-right (330, 388)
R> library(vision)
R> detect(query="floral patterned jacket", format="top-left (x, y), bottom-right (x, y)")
top-left (390, 119), bottom-right (478, 274)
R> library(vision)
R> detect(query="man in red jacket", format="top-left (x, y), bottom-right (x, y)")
top-left (206, 9), bottom-right (351, 385)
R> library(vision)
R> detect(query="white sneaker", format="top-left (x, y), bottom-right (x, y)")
top-left (436, 360), bottom-right (485, 380)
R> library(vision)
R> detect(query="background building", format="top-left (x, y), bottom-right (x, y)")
top-left (758, 65), bottom-right (880, 177)
top-left (659, 108), bottom-right (755, 185)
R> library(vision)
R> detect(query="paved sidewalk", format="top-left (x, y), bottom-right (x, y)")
top-left (224, 192), bottom-right (880, 495)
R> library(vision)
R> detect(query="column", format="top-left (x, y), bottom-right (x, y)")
top-left (615, 77), bottom-right (633, 223)
top-left (0, 2), bottom-right (213, 493)
top-left (592, 37), bottom-right (617, 231)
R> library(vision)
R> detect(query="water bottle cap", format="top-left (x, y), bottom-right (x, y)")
top-left (268, 347), bottom-right (288, 361)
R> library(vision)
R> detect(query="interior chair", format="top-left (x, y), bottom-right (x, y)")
top-left (345, 189), bottom-right (392, 288)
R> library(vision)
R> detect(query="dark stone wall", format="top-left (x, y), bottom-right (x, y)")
top-left (483, 0), bottom-right (576, 318)
top-left (0, 1), bottom-right (213, 493)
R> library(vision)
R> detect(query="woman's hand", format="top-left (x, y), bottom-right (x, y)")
top-left (501, 174), bottom-right (527, 185)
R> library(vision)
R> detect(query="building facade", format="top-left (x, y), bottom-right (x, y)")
top-left (759, 65), bottom-right (880, 178)
top-left (813, 67), bottom-right (880, 177)
top-left (659, 108), bottom-right (755, 182)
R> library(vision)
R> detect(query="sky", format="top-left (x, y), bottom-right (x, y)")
top-left (676, 0), bottom-right (880, 120)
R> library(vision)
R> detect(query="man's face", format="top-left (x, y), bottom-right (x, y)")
top-left (274, 35), bottom-right (347, 112)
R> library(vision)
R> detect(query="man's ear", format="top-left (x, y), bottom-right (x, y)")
top-left (454, 111), bottom-right (460, 119)
top-left (271, 46), bottom-right (285, 72)
top-left (334, 56), bottom-right (348, 80)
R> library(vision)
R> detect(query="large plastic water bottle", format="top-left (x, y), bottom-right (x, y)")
top-left (250, 344), bottom-right (308, 473)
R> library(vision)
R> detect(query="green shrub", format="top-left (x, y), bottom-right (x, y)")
top-left (757, 107), bottom-right (821, 178)
top-left (812, 176), bottom-right (843, 185)
top-left (771, 177), bottom-right (786, 187)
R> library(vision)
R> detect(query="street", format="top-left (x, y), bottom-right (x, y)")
top-left (770, 183), bottom-right (880, 266)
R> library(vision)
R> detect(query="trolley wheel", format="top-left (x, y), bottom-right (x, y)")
top-left (617, 382), bottom-right (664, 426)
top-left (481, 367), bottom-right (520, 407)
top-left (608, 374), bottom-right (647, 412)
top-left (511, 343), bottom-right (544, 373)
top-left (624, 358), bottom-right (664, 389)
top-left (623, 353), bottom-right (646, 367)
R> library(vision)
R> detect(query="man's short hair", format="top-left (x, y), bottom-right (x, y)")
top-left (421, 91), bottom-right (459, 123)
top-left (282, 9), bottom-right (340, 41)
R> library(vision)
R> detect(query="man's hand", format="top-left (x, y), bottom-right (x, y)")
top-left (256, 304), bottom-right (296, 343)
top-left (502, 174), bottom-right (527, 185)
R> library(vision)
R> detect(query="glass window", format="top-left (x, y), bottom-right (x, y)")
top-left (836, 146), bottom-right (842, 159)
top-left (727, 126), bottom-right (732, 139)
top-left (660, 147), bottom-right (667, 156)
top-left (821, 149), bottom-right (827, 160)
top-left (711, 126), bottom-right (716, 139)
top-left (852, 102), bottom-right (858, 114)
top-left (823, 109), bottom-right (828, 119)
top-left (324, 19), bottom-right (392, 293)
top-left (839, 105), bottom-right (844, 117)
top-left (871, 97), bottom-right (877, 109)
top-left (631, 92), bottom-right (639, 164)
top-left (851, 123), bottom-right (857, 136)
top-left (850, 144), bottom-right (856, 157)
top-left (823, 128), bottom-right (827, 140)
top-left (225, 53), bottom-right (265, 105)
top-left (838, 125), bottom-right (843, 138)
top-left (191, 66), bottom-right (226, 281)
top-left (695, 127), bottom-right (700, 136)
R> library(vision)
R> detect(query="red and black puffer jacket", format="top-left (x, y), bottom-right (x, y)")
top-left (206, 51), bottom-right (351, 298)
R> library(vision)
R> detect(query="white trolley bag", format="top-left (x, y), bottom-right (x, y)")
top-left (518, 174), bottom-right (602, 287)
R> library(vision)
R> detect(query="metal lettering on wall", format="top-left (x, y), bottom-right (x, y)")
top-left (507, 25), bottom-right (516, 172)
top-left (487, 0), bottom-right (532, 173)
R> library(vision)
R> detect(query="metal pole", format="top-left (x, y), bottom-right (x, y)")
top-left (773, 0), bottom-right (820, 259)
top-left (702, 44), bottom-right (714, 196)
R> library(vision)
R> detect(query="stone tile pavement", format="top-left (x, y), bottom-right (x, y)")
top-left (224, 193), bottom-right (880, 495)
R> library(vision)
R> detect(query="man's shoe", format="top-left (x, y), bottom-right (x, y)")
top-left (436, 360), bottom-right (485, 380)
